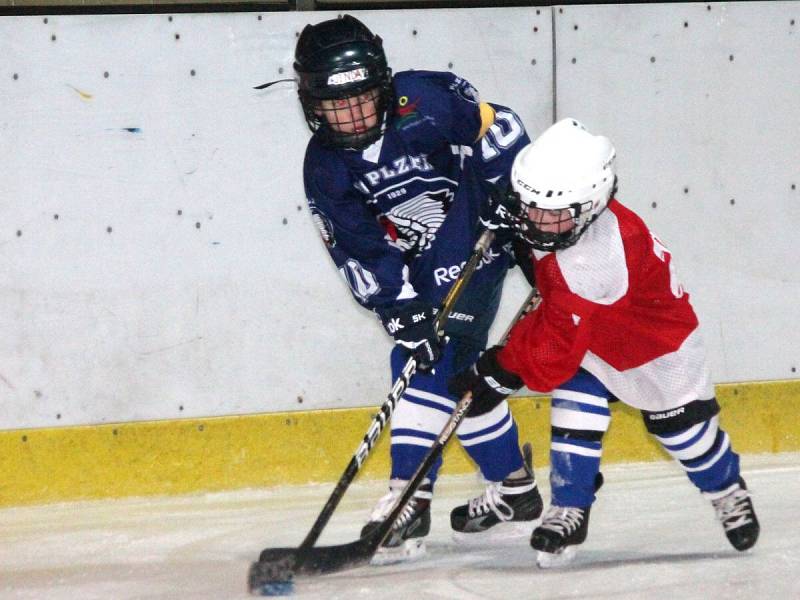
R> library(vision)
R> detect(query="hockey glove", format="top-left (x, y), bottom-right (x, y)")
top-left (382, 301), bottom-right (444, 371)
top-left (447, 346), bottom-right (523, 416)
top-left (478, 184), bottom-right (520, 232)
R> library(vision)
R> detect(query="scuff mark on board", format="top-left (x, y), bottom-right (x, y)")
top-left (104, 127), bottom-right (143, 134)
top-left (66, 84), bottom-right (93, 100)
top-left (0, 371), bottom-right (16, 390)
top-left (138, 336), bottom-right (205, 357)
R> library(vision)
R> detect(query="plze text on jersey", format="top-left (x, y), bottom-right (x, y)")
top-left (363, 154), bottom-right (434, 187)
top-left (433, 248), bottom-right (501, 286)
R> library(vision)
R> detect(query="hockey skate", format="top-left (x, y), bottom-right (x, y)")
top-left (450, 447), bottom-right (542, 541)
top-left (360, 479), bottom-right (432, 566)
top-left (707, 477), bottom-right (760, 551)
top-left (530, 505), bottom-right (591, 568)
top-left (450, 471), bottom-right (543, 541)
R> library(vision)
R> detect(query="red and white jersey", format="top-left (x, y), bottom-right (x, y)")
top-left (498, 199), bottom-right (714, 411)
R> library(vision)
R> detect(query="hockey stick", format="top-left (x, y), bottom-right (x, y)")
top-left (248, 230), bottom-right (496, 591)
top-left (249, 285), bottom-right (541, 591)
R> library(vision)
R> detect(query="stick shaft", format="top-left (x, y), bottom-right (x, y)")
top-left (248, 285), bottom-right (542, 587)
top-left (290, 230), bottom-right (496, 566)
top-left (369, 285), bottom-right (540, 553)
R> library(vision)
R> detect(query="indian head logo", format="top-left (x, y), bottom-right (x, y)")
top-left (379, 188), bottom-right (455, 254)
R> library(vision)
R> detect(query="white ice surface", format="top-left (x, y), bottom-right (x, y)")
top-left (2, 453), bottom-right (798, 599)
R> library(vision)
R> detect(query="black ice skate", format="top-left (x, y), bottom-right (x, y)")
top-left (360, 480), bottom-right (432, 565)
top-left (707, 477), bottom-right (760, 551)
top-left (450, 471), bottom-right (542, 536)
top-left (451, 442), bottom-right (542, 540)
top-left (530, 505), bottom-right (591, 568)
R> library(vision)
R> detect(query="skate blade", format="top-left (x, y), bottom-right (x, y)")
top-left (536, 546), bottom-right (577, 569)
top-left (369, 538), bottom-right (426, 566)
top-left (452, 521), bottom-right (536, 546)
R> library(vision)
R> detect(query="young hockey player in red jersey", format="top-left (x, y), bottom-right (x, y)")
top-left (449, 118), bottom-right (760, 567)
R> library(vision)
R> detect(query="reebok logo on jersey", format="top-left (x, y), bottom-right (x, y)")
top-left (433, 249), bottom-right (501, 286)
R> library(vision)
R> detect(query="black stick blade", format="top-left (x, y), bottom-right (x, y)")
top-left (251, 553), bottom-right (294, 578)
top-left (253, 535), bottom-right (376, 581)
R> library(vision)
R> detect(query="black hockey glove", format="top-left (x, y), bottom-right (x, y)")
top-left (447, 346), bottom-right (523, 417)
top-left (478, 184), bottom-right (520, 232)
top-left (382, 301), bottom-right (444, 371)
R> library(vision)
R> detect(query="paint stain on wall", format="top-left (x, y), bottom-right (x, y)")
top-left (66, 84), bottom-right (93, 100)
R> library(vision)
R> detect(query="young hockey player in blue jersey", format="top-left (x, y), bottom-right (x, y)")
top-left (293, 14), bottom-right (542, 562)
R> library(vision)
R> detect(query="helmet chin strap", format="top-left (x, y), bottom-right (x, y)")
top-left (529, 227), bottom-right (579, 252)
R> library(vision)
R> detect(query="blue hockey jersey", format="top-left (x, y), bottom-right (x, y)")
top-left (303, 70), bottom-right (529, 340)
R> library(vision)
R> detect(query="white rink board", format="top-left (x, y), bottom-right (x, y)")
top-left (553, 2), bottom-right (800, 383)
top-left (0, 9), bottom-right (551, 428)
top-left (1, 4), bottom-right (798, 430)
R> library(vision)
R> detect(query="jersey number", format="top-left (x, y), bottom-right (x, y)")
top-left (651, 234), bottom-right (685, 299)
top-left (340, 258), bottom-right (381, 302)
top-left (481, 110), bottom-right (525, 161)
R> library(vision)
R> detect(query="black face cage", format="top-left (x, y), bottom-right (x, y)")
top-left (299, 77), bottom-right (393, 150)
top-left (507, 177), bottom-right (618, 252)
top-left (505, 190), bottom-right (591, 252)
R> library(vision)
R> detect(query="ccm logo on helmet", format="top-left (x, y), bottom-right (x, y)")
top-left (327, 68), bottom-right (368, 86)
top-left (515, 178), bottom-right (538, 194)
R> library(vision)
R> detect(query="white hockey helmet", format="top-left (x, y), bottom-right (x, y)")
top-left (508, 118), bottom-right (616, 251)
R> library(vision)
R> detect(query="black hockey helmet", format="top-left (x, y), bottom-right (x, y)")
top-left (294, 15), bottom-right (392, 149)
